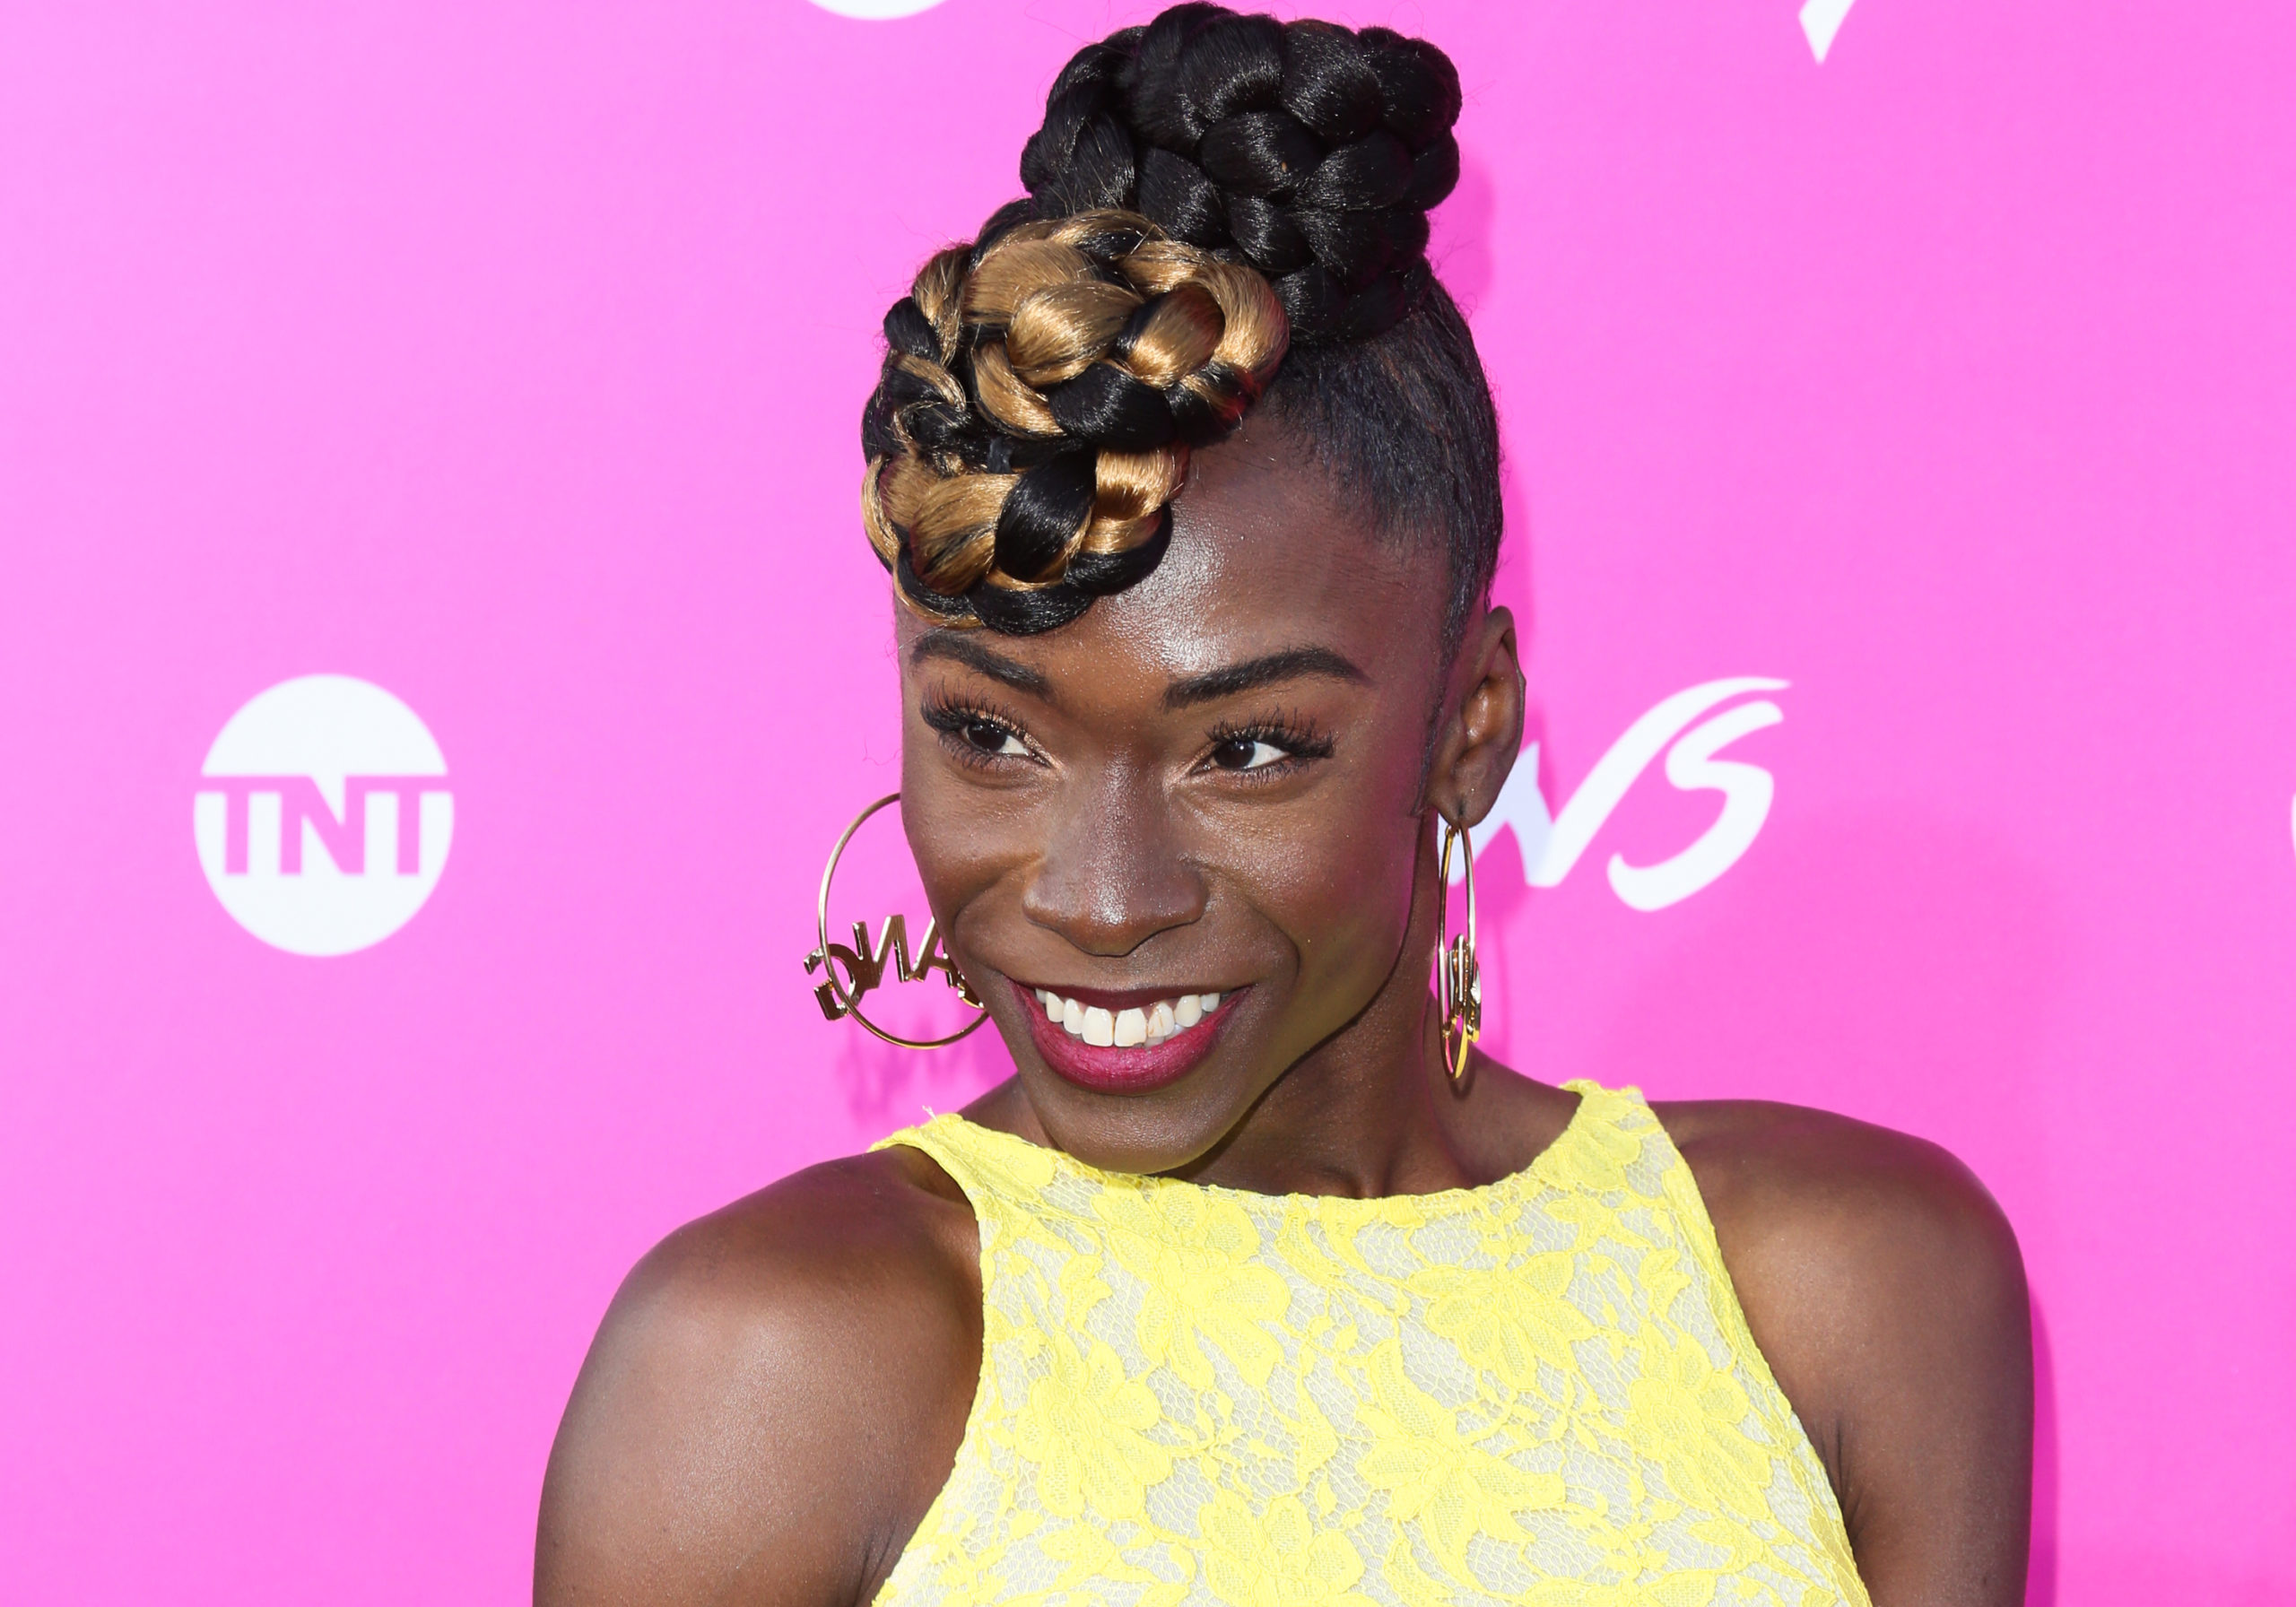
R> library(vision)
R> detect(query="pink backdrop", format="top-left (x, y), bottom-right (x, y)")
top-left (3, 2), bottom-right (2291, 1601)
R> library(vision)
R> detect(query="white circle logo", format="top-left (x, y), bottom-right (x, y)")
top-left (806, 0), bottom-right (949, 17)
top-left (192, 675), bottom-right (454, 956)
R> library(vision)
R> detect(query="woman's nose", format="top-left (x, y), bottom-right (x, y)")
top-left (1020, 765), bottom-right (1207, 958)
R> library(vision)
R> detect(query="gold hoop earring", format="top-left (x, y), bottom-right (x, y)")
top-left (1437, 814), bottom-right (1483, 1083)
top-left (802, 793), bottom-right (988, 1050)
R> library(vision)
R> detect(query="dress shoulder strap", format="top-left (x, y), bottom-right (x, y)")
top-left (1563, 1079), bottom-right (1870, 1601)
top-left (870, 1113), bottom-right (1069, 1236)
top-left (1588, 1081), bottom-right (1804, 1414)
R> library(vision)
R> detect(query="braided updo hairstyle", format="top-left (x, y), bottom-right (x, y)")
top-left (863, 4), bottom-right (1501, 641)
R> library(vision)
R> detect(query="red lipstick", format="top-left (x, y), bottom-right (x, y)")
top-left (1008, 978), bottom-right (1241, 1095)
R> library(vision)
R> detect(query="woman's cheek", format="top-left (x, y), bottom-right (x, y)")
top-left (1259, 807), bottom-right (1419, 986)
top-left (905, 777), bottom-right (1024, 921)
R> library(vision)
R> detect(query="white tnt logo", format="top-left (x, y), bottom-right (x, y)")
top-left (192, 675), bottom-right (454, 956)
top-left (1465, 677), bottom-right (1787, 912)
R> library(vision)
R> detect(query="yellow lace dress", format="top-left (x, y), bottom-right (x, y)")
top-left (871, 1081), bottom-right (1869, 1606)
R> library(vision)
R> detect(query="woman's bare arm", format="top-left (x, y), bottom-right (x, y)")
top-left (1665, 1100), bottom-right (2033, 1607)
top-left (535, 1149), bottom-right (980, 1607)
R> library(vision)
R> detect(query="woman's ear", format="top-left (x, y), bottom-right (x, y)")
top-left (1431, 604), bottom-right (1525, 828)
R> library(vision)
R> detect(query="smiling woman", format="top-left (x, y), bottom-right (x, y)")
top-left (534, 7), bottom-right (2031, 1606)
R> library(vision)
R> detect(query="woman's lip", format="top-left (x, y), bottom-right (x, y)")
top-left (1007, 979), bottom-right (1232, 1012)
top-left (1008, 977), bottom-right (1243, 1095)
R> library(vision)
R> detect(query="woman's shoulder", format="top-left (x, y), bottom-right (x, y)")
top-left (1645, 1094), bottom-right (2033, 1597)
top-left (1647, 1094), bottom-right (2023, 1288)
top-left (535, 1143), bottom-right (981, 1606)
top-left (1651, 1093), bottom-right (2002, 1215)
top-left (611, 1141), bottom-right (981, 1325)
top-left (594, 1144), bottom-right (985, 1405)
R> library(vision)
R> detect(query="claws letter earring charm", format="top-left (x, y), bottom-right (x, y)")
top-left (1437, 813), bottom-right (1483, 1083)
top-left (804, 793), bottom-right (988, 1049)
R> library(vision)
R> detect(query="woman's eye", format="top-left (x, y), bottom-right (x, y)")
top-left (1211, 737), bottom-right (1288, 771)
top-left (963, 720), bottom-right (1028, 757)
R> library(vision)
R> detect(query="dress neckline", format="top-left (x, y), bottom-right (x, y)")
top-left (915, 1078), bottom-right (1629, 1220)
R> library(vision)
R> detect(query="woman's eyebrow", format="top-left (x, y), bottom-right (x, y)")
top-left (909, 631), bottom-right (1052, 699)
top-left (1164, 647), bottom-right (1370, 709)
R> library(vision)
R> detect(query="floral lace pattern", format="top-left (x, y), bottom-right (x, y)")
top-left (872, 1082), bottom-right (1868, 1606)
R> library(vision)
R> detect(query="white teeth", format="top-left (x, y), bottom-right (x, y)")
top-left (1036, 988), bottom-right (1228, 1049)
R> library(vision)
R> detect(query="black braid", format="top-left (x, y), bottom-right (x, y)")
top-left (859, 205), bottom-right (1290, 635)
top-left (1018, 6), bottom-right (1462, 347)
top-left (865, 6), bottom-right (1500, 647)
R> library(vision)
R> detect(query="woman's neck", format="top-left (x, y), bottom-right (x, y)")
top-left (994, 907), bottom-right (1567, 1201)
top-left (1163, 986), bottom-right (1474, 1197)
top-left (972, 835), bottom-right (1577, 1200)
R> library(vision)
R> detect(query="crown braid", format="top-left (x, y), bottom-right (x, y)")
top-left (1022, 6), bottom-right (1463, 347)
top-left (862, 5), bottom-right (1464, 635)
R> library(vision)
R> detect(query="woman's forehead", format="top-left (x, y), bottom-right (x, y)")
top-left (894, 428), bottom-right (1447, 694)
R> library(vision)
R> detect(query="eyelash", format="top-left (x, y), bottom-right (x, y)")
top-left (1202, 711), bottom-right (1335, 779)
top-left (919, 694), bottom-right (1037, 770)
top-left (917, 695), bottom-right (1336, 778)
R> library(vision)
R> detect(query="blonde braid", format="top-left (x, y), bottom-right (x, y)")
top-left (860, 209), bottom-right (1287, 634)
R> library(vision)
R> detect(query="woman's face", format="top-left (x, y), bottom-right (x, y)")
top-left (897, 415), bottom-right (1520, 1175)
